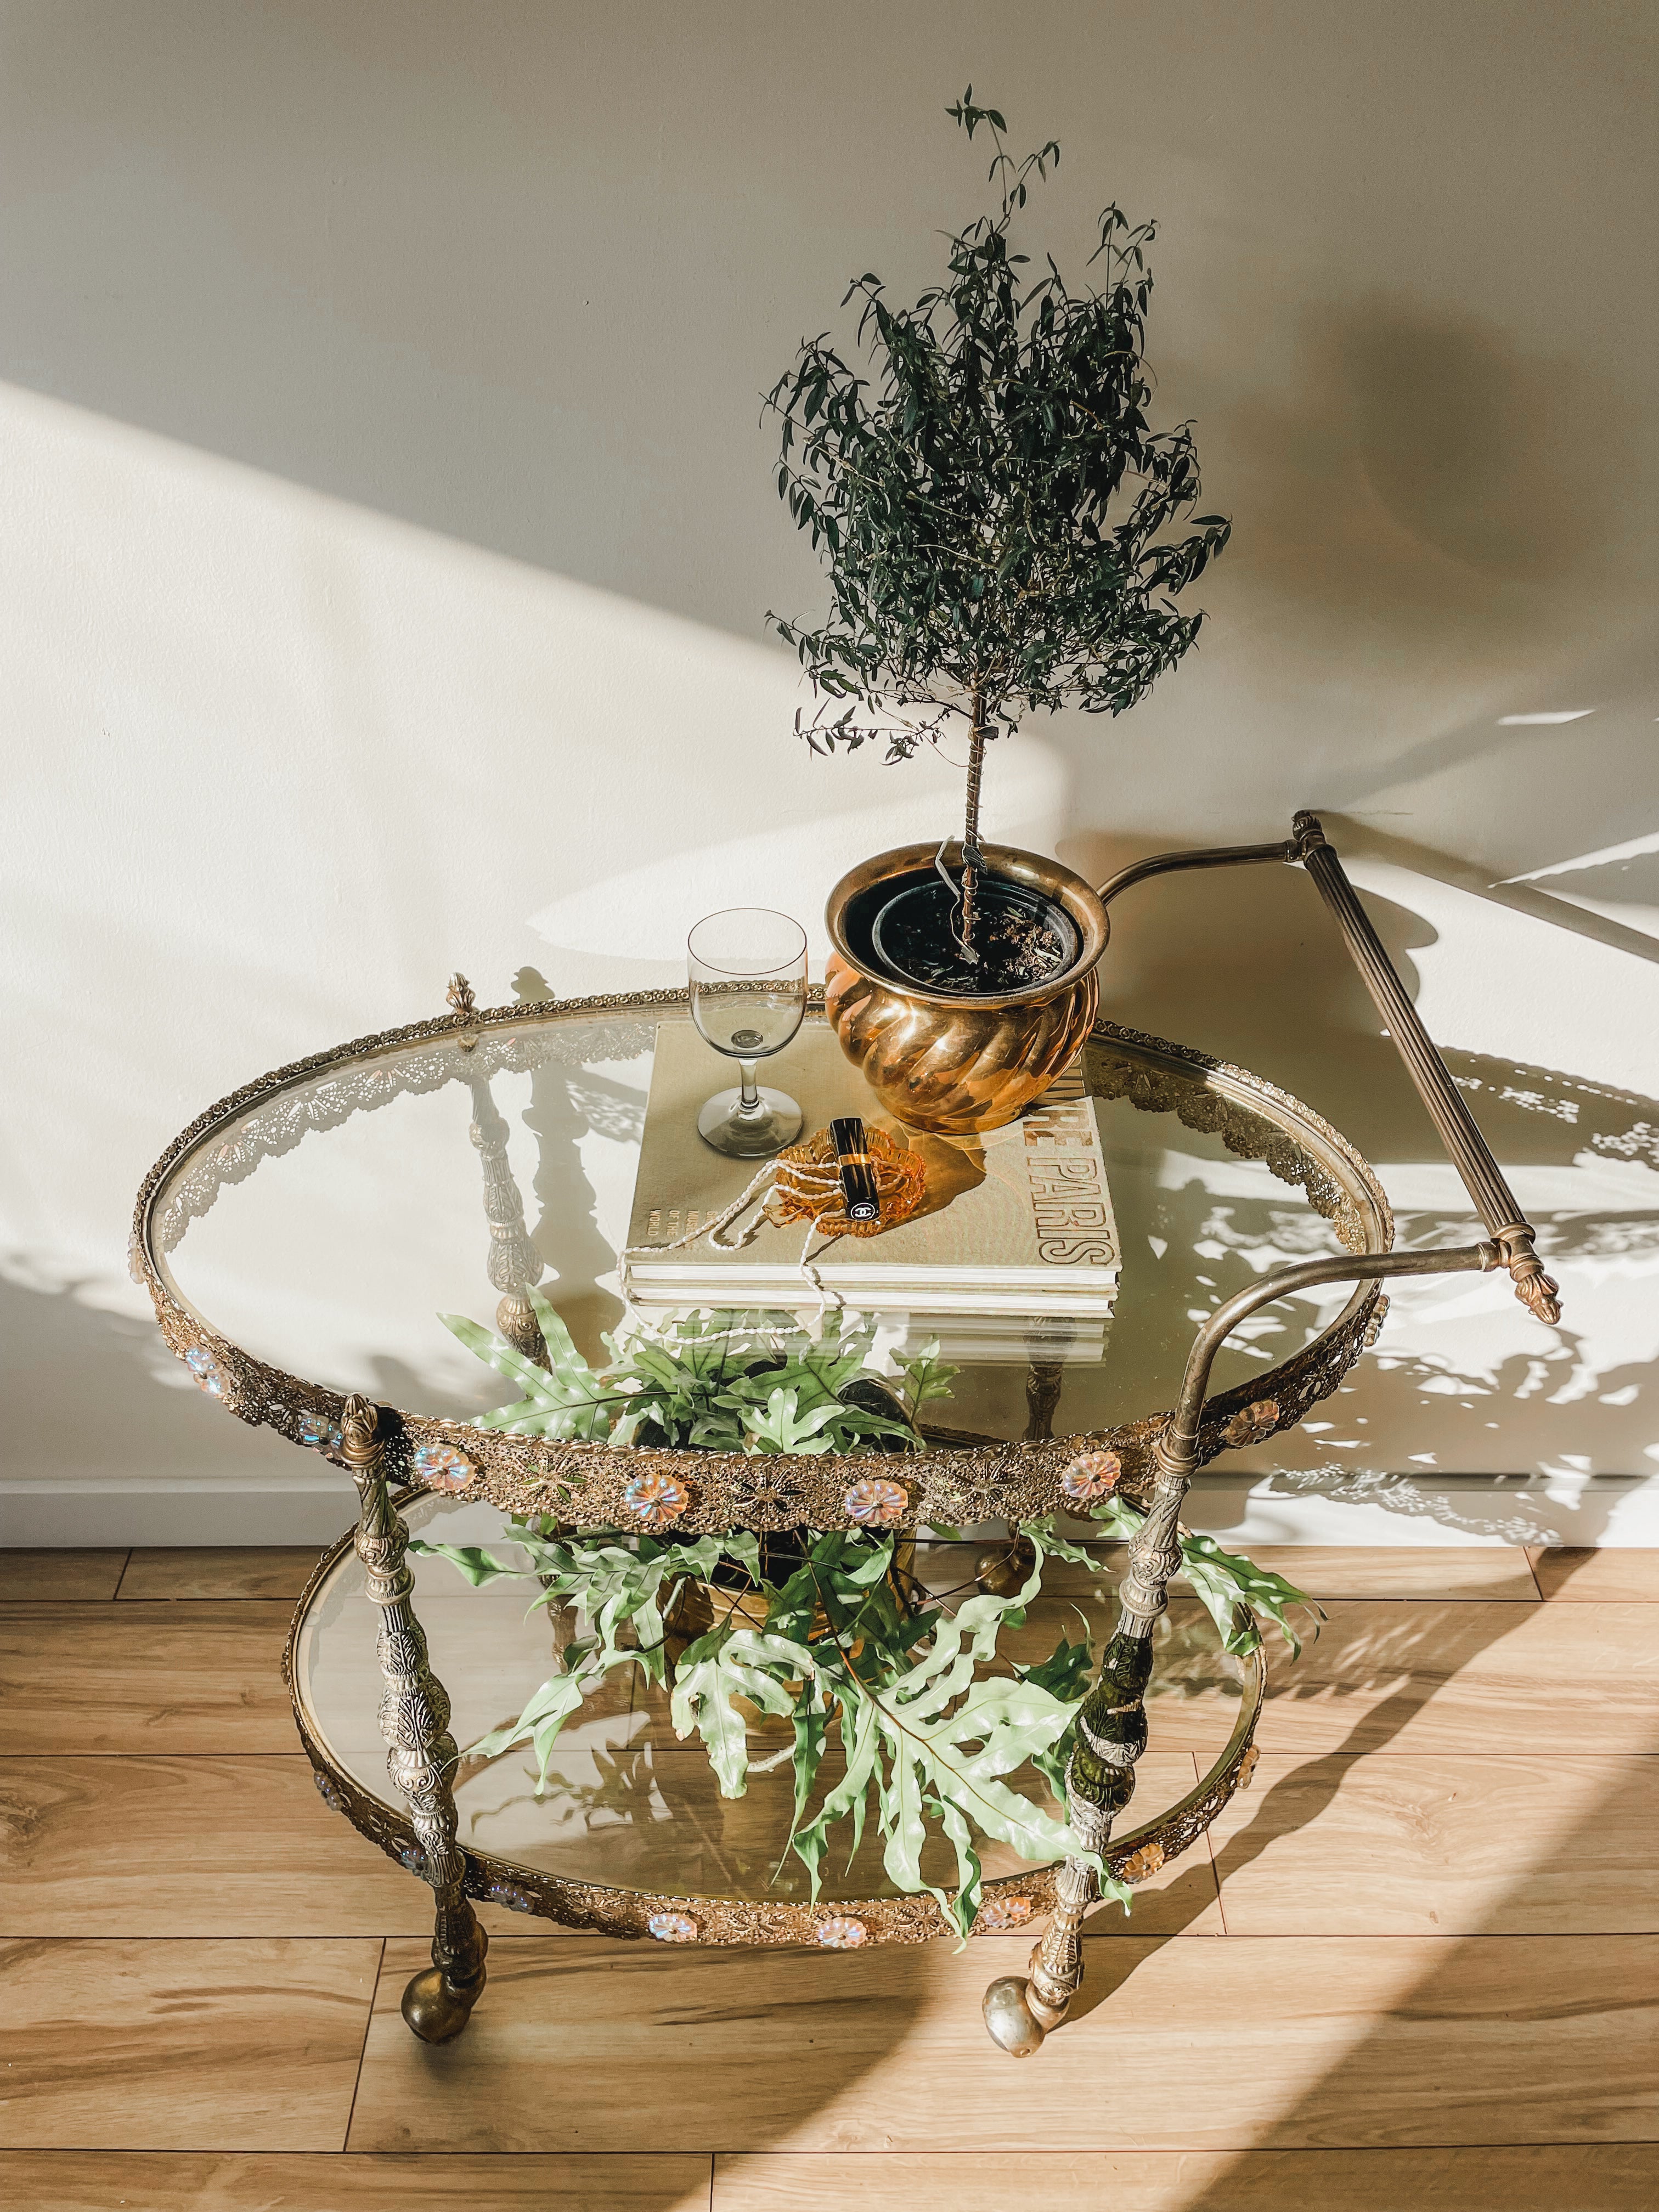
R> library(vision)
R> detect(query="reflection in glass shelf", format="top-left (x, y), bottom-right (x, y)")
top-left (155, 1008), bottom-right (1368, 1444)
top-left (295, 1497), bottom-right (1242, 1905)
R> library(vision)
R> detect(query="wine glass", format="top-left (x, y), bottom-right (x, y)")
top-left (688, 909), bottom-right (808, 1156)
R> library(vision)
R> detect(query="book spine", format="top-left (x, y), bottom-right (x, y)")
top-left (1021, 1064), bottom-right (1118, 1267)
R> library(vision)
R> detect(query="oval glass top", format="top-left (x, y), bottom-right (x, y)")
top-left (150, 1000), bottom-right (1385, 1444)
top-left (294, 1493), bottom-right (1244, 1907)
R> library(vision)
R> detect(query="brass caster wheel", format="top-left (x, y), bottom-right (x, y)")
top-left (983, 1974), bottom-right (1049, 2057)
top-left (402, 1964), bottom-right (485, 2043)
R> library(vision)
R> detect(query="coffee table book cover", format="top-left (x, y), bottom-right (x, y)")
top-left (625, 1024), bottom-right (1119, 1359)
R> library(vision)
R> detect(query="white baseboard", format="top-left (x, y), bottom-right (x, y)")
top-left (1, 1474), bottom-right (360, 1549)
top-left (3, 1470), bottom-right (1657, 1550)
top-left (1181, 1471), bottom-right (1659, 1549)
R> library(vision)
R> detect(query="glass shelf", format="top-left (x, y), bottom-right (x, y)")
top-left (294, 1492), bottom-right (1245, 1908)
top-left (153, 1004), bottom-right (1385, 1448)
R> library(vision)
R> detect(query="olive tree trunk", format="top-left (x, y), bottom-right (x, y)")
top-left (958, 689), bottom-right (987, 961)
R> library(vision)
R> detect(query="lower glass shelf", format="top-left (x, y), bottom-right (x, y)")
top-left (292, 1492), bottom-right (1255, 1939)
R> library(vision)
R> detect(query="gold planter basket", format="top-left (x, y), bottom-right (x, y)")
top-left (823, 842), bottom-right (1110, 1135)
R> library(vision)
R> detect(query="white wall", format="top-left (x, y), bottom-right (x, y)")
top-left (3, 1), bottom-right (1657, 1544)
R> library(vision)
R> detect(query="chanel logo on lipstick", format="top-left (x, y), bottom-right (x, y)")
top-left (829, 1116), bottom-right (881, 1223)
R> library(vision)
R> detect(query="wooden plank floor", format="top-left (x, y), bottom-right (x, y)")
top-left (2, 1544), bottom-right (1657, 2207)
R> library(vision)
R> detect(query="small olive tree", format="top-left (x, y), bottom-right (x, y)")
top-left (768, 92), bottom-right (1229, 956)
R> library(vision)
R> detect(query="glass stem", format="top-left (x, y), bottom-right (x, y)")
top-left (737, 1060), bottom-right (762, 1114)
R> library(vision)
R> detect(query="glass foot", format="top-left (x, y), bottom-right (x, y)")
top-left (697, 1087), bottom-right (804, 1158)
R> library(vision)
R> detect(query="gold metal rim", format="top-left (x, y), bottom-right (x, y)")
top-left (133, 988), bottom-right (1393, 1528)
top-left (285, 1525), bottom-right (1267, 1948)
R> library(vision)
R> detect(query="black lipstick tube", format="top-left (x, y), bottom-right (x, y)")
top-left (829, 1116), bottom-right (881, 1223)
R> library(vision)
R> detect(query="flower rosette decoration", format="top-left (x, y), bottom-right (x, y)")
top-left (1222, 1398), bottom-right (1280, 1448)
top-left (623, 1471), bottom-right (691, 1529)
top-left (842, 1476), bottom-right (909, 1530)
top-left (409, 1440), bottom-right (478, 1493)
top-left (814, 1916), bottom-right (868, 1950)
top-left (489, 1881), bottom-right (540, 1916)
top-left (1060, 1448), bottom-right (1121, 1505)
top-left (297, 1408), bottom-right (345, 1454)
top-left (975, 1893), bottom-right (1032, 1931)
top-left (312, 1769), bottom-right (347, 1815)
top-left (1114, 1841), bottom-right (1165, 1885)
top-left (182, 1342), bottom-right (230, 1400)
top-left (647, 1910), bottom-right (700, 1944)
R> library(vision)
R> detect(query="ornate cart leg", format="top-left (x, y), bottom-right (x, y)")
top-left (445, 976), bottom-right (549, 1365)
top-left (467, 1074), bottom-right (549, 1364)
top-left (984, 1236), bottom-right (1508, 2053)
top-left (983, 1434), bottom-right (1180, 2055)
top-left (341, 1393), bottom-right (488, 2042)
top-left (1024, 1359), bottom-right (1064, 1442)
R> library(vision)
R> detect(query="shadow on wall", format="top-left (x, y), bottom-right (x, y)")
top-left (11, 882), bottom-right (1655, 1497)
top-left (4, 10), bottom-right (1655, 670)
top-left (1123, 1153), bottom-right (1659, 1511)
top-left (515, 963), bottom-right (635, 1363)
top-left (0, 0), bottom-right (841, 639)
top-left (1068, 839), bottom-right (1656, 1168)
top-left (1054, 846), bottom-right (1659, 1482)
top-left (1333, 817), bottom-right (1659, 974)
top-left (1084, 1080), bottom-right (1659, 1513)
top-left (1226, 297), bottom-right (1645, 645)
top-left (1199, 290), bottom-right (1658, 832)
top-left (3, 9), bottom-right (1655, 1523)
top-left (8, 823), bottom-right (1654, 1496)
top-left (1053, 284), bottom-right (1659, 874)
top-left (0, 1263), bottom-right (301, 1485)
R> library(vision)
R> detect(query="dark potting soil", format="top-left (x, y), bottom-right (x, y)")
top-left (871, 874), bottom-right (1074, 993)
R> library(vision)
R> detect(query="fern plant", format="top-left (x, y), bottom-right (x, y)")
top-left (416, 1515), bottom-right (1120, 1934)
top-left (441, 1291), bottom-right (949, 1454)
top-left (419, 1295), bottom-right (1316, 1936)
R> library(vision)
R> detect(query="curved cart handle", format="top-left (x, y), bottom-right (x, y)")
top-left (1097, 811), bottom-right (1561, 1327)
top-left (1144, 1243), bottom-right (1499, 1510)
top-left (1097, 836), bottom-right (1299, 907)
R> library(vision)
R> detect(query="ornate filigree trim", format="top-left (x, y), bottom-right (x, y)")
top-left (1085, 1024), bottom-right (1395, 1259)
top-left (136, 991), bottom-right (1396, 1529)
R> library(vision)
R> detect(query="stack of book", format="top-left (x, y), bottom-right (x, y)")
top-left (622, 1024), bottom-right (1119, 1365)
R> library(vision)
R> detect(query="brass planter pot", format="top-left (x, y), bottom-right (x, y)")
top-left (824, 843), bottom-right (1109, 1135)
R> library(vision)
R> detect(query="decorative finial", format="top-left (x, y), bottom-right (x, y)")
top-left (1494, 1226), bottom-right (1561, 1327)
top-left (1291, 810), bottom-right (1328, 860)
top-left (340, 1395), bottom-right (379, 1466)
top-left (447, 973), bottom-right (478, 1050)
top-left (1513, 1257), bottom-right (1562, 1327)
